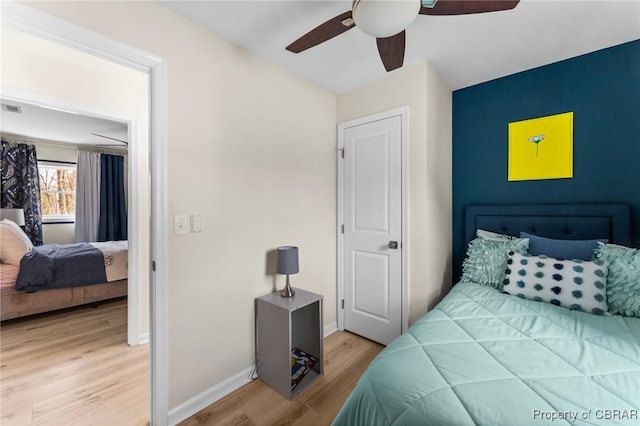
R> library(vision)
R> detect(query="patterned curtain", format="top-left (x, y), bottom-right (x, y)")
top-left (0, 140), bottom-right (44, 245)
top-left (97, 154), bottom-right (127, 241)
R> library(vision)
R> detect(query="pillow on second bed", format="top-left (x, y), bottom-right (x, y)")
top-left (0, 219), bottom-right (33, 265)
top-left (503, 251), bottom-right (609, 315)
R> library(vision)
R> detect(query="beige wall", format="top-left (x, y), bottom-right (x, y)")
top-left (337, 62), bottom-right (452, 324)
top-left (17, 0), bottom-right (338, 410)
top-left (425, 66), bottom-right (453, 312)
top-left (2, 27), bottom-right (150, 336)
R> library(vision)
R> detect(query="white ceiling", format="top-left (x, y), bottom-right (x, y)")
top-left (159, 0), bottom-right (640, 93)
top-left (0, 100), bottom-right (128, 150)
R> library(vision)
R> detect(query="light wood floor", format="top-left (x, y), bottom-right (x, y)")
top-left (180, 331), bottom-right (384, 426)
top-left (0, 297), bottom-right (149, 426)
top-left (1, 301), bottom-right (383, 426)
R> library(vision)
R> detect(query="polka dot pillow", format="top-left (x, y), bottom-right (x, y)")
top-left (502, 251), bottom-right (609, 315)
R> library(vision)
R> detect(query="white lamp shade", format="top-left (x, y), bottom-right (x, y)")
top-left (353, 0), bottom-right (421, 38)
top-left (0, 208), bottom-right (25, 226)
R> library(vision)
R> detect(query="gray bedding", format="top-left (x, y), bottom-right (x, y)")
top-left (16, 243), bottom-right (107, 292)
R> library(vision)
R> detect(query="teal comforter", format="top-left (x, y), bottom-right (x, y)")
top-left (333, 282), bottom-right (640, 425)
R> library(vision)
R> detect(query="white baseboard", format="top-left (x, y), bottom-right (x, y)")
top-left (168, 322), bottom-right (338, 425)
top-left (324, 322), bottom-right (338, 337)
top-left (127, 332), bottom-right (149, 346)
top-left (168, 366), bottom-right (253, 426)
top-left (138, 332), bottom-right (149, 345)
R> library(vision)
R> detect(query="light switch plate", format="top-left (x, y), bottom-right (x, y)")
top-left (190, 214), bottom-right (201, 233)
top-left (174, 215), bottom-right (188, 235)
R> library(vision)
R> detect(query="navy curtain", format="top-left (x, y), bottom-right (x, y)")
top-left (0, 140), bottom-right (43, 245)
top-left (97, 154), bottom-right (127, 241)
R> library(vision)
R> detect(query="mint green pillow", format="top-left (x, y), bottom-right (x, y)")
top-left (594, 242), bottom-right (640, 317)
top-left (461, 237), bottom-right (529, 290)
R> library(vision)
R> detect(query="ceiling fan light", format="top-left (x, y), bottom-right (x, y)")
top-left (353, 0), bottom-right (421, 38)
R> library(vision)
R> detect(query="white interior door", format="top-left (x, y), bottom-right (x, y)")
top-left (342, 114), bottom-right (403, 345)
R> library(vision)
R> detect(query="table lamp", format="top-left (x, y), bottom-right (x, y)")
top-left (0, 208), bottom-right (25, 226)
top-left (277, 246), bottom-right (299, 297)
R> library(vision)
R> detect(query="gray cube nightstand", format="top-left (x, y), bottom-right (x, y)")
top-left (256, 288), bottom-right (323, 399)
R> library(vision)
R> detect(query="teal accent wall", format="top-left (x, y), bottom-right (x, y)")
top-left (452, 40), bottom-right (640, 280)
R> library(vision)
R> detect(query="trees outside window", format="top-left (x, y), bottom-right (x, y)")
top-left (38, 161), bottom-right (76, 222)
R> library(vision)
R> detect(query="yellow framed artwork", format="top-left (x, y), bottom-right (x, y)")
top-left (508, 112), bottom-right (573, 181)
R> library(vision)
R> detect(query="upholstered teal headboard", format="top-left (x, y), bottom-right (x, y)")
top-left (464, 204), bottom-right (631, 249)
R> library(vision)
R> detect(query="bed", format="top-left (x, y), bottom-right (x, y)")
top-left (333, 204), bottom-right (640, 425)
top-left (0, 220), bottom-right (128, 321)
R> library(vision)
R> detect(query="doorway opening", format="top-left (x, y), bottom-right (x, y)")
top-left (0, 96), bottom-right (146, 344)
top-left (2, 3), bottom-right (169, 424)
top-left (0, 75), bottom-right (149, 425)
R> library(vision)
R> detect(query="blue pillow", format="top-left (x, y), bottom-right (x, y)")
top-left (520, 232), bottom-right (605, 260)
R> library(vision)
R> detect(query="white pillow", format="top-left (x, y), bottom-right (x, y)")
top-left (0, 219), bottom-right (33, 264)
top-left (477, 229), bottom-right (517, 241)
top-left (503, 251), bottom-right (609, 315)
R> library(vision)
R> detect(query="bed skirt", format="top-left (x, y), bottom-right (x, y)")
top-left (1, 263), bottom-right (127, 321)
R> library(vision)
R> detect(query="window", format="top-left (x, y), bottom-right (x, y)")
top-left (38, 161), bottom-right (77, 222)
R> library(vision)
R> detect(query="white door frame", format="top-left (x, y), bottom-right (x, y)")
top-left (337, 106), bottom-right (409, 336)
top-left (2, 3), bottom-right (170, 425)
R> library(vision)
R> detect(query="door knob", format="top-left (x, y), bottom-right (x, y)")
top-left (388, 241), bottom-right (398, 249)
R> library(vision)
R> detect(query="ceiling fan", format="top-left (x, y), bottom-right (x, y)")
top-left (286, 0), bottom-right (520, 72)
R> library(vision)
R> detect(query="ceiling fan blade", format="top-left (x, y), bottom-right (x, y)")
top-left (286, 11), bottom-right (355, 53)
top-left (376, 30), bottom-right (405, 72)
top-left (420, 0), bottom-right (519, 15)
top-left (91, 133), bottom-right (128, 145)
